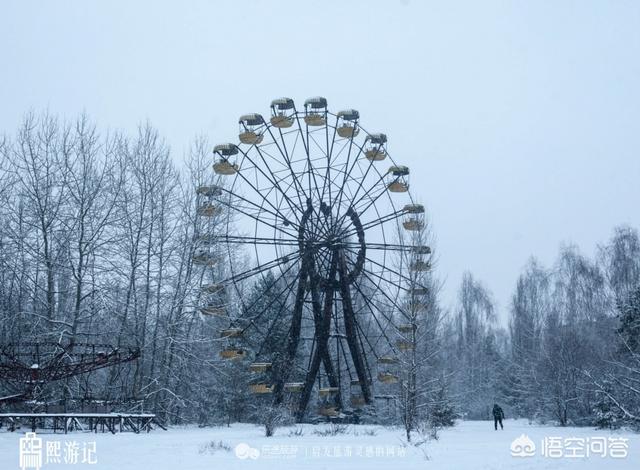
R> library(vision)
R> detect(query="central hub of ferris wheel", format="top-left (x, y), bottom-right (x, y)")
top-left (297, 199), bottom-right (366, 288)
top-left (195, 96), bottom-right (432, 421)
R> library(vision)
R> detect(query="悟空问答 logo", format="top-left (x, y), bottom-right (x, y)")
top-left (511, 434), bottom-right (536, 457)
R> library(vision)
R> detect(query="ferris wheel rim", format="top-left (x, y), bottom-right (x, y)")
top-left (198, 96), bottom-right (431, 418)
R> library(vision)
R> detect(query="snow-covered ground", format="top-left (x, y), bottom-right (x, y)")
top-left (1, 419), bottom-right (638, 470)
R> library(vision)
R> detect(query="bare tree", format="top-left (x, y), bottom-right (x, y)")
top-left (394, 212), bottom-right (449, 441)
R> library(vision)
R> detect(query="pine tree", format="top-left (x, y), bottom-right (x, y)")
top-left (618, 285), bottom-right (640, 353)
top-left (592, 380), bottom-right (625, 429)
top-left (429, 381), bottom-right (457, 427)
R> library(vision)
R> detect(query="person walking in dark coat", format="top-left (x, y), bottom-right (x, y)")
top-left (492, 403), bottom-right (504, 430)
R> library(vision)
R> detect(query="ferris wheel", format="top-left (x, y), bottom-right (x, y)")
top-left (194, 97), bottom-right (430, 420)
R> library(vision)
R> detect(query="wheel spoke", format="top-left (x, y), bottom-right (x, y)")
top-left (220, 251), bottom-right (301, 285)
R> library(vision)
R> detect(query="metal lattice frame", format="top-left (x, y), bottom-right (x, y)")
top-left (0, 342), bottom-right (140, 389)
top-left (196, 97), bottom-right (430, 420)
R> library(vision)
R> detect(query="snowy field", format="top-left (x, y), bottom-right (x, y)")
top-left (1, 419), bottom-right (638, 470)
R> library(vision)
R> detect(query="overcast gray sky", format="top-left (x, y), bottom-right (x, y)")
top-left (2, 0), bottom-right (639, 323)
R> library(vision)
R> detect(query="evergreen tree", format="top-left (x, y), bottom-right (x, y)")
top-left (618, 285), bottom-right (640, 354)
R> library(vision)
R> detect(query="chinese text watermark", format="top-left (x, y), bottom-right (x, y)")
top-left (511, 433), bottom-right (628, 459)
top-left (19, 432), bottom-right (97, 470)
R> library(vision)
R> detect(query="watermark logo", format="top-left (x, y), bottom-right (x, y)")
top-left (232, 443), bottom-right (406, 460)
top-left (235, 443), bottom-right (260, 460)
top-left (19, 432), bottom-right (43, 470)
top-left (511, 435), bottom-right (629, 459)
top-left (17, 432), bottom-right (98, 468)
top-left (510, 434), bottom-right (536, 457)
